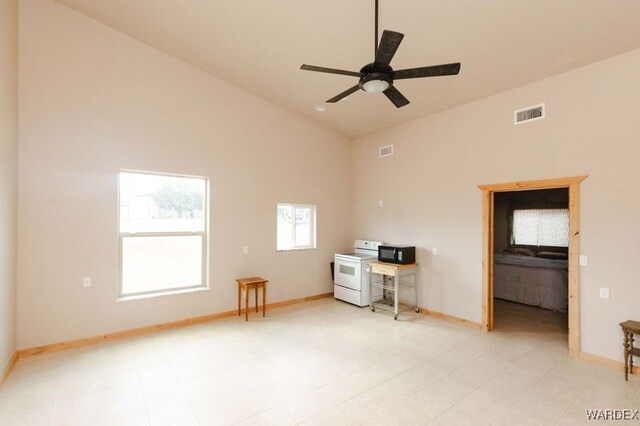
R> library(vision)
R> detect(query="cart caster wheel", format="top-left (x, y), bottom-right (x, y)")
top-left (394, 314), bottom-right (398, 320)
top-left (371, 306), bottom-right (375, 312)
top-left (415, 308), bottom-right (420, 313)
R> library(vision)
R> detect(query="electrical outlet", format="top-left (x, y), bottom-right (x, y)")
top-left (432, 248), bottom-right (438, 256)
top-left (242, 246), bottom-right (249, 254)
top-left (378, 200), bottom-right (384, 208)
top-left (83, 277), bottom-right (92, 288)
top-left (599, 288), bottom-right (609, 299)
top-left (579, 255), bottom-right (588, 266)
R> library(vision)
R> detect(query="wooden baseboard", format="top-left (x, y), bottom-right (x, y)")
top-left (18, 292), bottom-right (333, 359)
top-left (266, 292), bottom-right (333, 309)
top-left (419, 307), bottom-right (483, 330)
top-left (0, 352), bottom-right (17, 387)
top-left (579, 351), bottom-right (639, 375)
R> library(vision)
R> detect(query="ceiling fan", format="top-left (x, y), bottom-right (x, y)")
top-left (300, 0), bottom-right (461, 108)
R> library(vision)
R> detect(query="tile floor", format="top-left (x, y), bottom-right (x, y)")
top-left (0, 298), bottom-right (638, 425)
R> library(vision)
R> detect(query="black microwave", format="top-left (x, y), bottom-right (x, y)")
top-left (378, 245), bottom-right (416, 265)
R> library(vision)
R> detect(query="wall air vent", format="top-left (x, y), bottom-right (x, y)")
top-left (379, 145), bottom-right (394, 158)
top-left (514, 103), bottom-right (545, 125)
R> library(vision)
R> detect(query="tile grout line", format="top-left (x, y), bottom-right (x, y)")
top-left (291, 339), bottom-right (453, 424)
top-left (442, 302), bottom-right (568, 425)
top-left (553, 365), bottom-right (599, 425)
top-left (489, 340), bottom-right (560, 425)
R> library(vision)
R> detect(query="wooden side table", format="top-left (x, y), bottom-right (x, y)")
top-left (236, 277), bottom-right (268, 321)
top-left (620, 320), bottom-right (640, 380)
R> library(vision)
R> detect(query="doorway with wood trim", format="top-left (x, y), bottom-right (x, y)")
top-left (479, 176), bottom-right (587, 357)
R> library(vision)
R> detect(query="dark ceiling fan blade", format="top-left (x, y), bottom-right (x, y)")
top-left (326, 85), bottom-right (361, 103)
top-left (393, 63), bottom-right (461, 80)
top-left (383, 86), bottom-right (410, 108)
top-left (300, 64), bottom-right (361, 78)
top-left (375, 30), bottom-right (404, 65)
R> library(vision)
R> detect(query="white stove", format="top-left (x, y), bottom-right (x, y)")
top-left (334, 239), bottom-right (383, 307)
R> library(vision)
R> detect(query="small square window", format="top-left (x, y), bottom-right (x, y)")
top-left (277, 203), bottom-right (316, 251)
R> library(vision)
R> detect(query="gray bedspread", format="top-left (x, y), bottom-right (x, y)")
top-left (494, 253), bottom-right (568, 269)
top-left (494, 253), bottom-right (568, 312)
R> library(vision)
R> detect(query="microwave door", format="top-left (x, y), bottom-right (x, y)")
top-left (380, 248), bottom-right (395, 261)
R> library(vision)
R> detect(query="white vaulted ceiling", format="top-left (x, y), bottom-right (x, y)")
top-left (54, 0), bottom-right (640, 138)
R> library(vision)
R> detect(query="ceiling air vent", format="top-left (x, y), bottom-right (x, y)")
top-left (379, 145), bottom-right (394, 158)
top-left (514, 103), bottom-right (545, 125)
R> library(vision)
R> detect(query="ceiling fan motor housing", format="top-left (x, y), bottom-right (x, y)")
top-left (359, 63), bottom-right (393, 90)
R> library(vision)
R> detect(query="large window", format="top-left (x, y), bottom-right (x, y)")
top-left (277, 203), bottom-right (316, 251)
top-left (512, 208), bottom-right (569, 247)
top-left (118, 171), bottom-right (208, 298)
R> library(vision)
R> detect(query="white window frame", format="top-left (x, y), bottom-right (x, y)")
top-left (117, 170), bottom-right (209, 300)
top-left (276, 203), bottom-right (317, 251)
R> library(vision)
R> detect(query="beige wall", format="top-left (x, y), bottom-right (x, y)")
top-left (353, 48), bottom-right (640, 362)
top-left (0, 0), bottom-right (18, 371)
top-left (17, 0), bottom-right (352, 349)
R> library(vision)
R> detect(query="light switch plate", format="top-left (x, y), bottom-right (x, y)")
top-left (83, 277), bottom-right (92, 288)
top-left (579, 255), bottom-right (588, 266)
top-left (242, 246), bottom-right (249, 254)
top-left (432, 248), bottom-right (438, 256)
top-left (599, 288), bottom-right (609, 299)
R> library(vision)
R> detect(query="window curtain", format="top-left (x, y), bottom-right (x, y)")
top-left (507, 199), bottom-right (569, 250)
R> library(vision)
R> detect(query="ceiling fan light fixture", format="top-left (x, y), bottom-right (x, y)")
top-left (362, 79), bottom-right (390, 93)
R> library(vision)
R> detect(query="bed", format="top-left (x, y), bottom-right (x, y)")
top-left (493, 252), bottom-right (568, 312)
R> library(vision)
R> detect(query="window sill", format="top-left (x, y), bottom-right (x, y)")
top-left (277, 247), bottom-right (317, 252)
top-left (117, 286), bottom-right (209, 302)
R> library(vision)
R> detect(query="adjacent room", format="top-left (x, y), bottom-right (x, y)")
top-left (492, 189), bottom-right (570, 345)
top-left (1, 0), bottom-right (639, 424)
top-left (493, 190), bottom-right (569, 314)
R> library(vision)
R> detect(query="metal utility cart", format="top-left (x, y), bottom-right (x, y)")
top-left (369, 261), bottom-right (419, 320)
